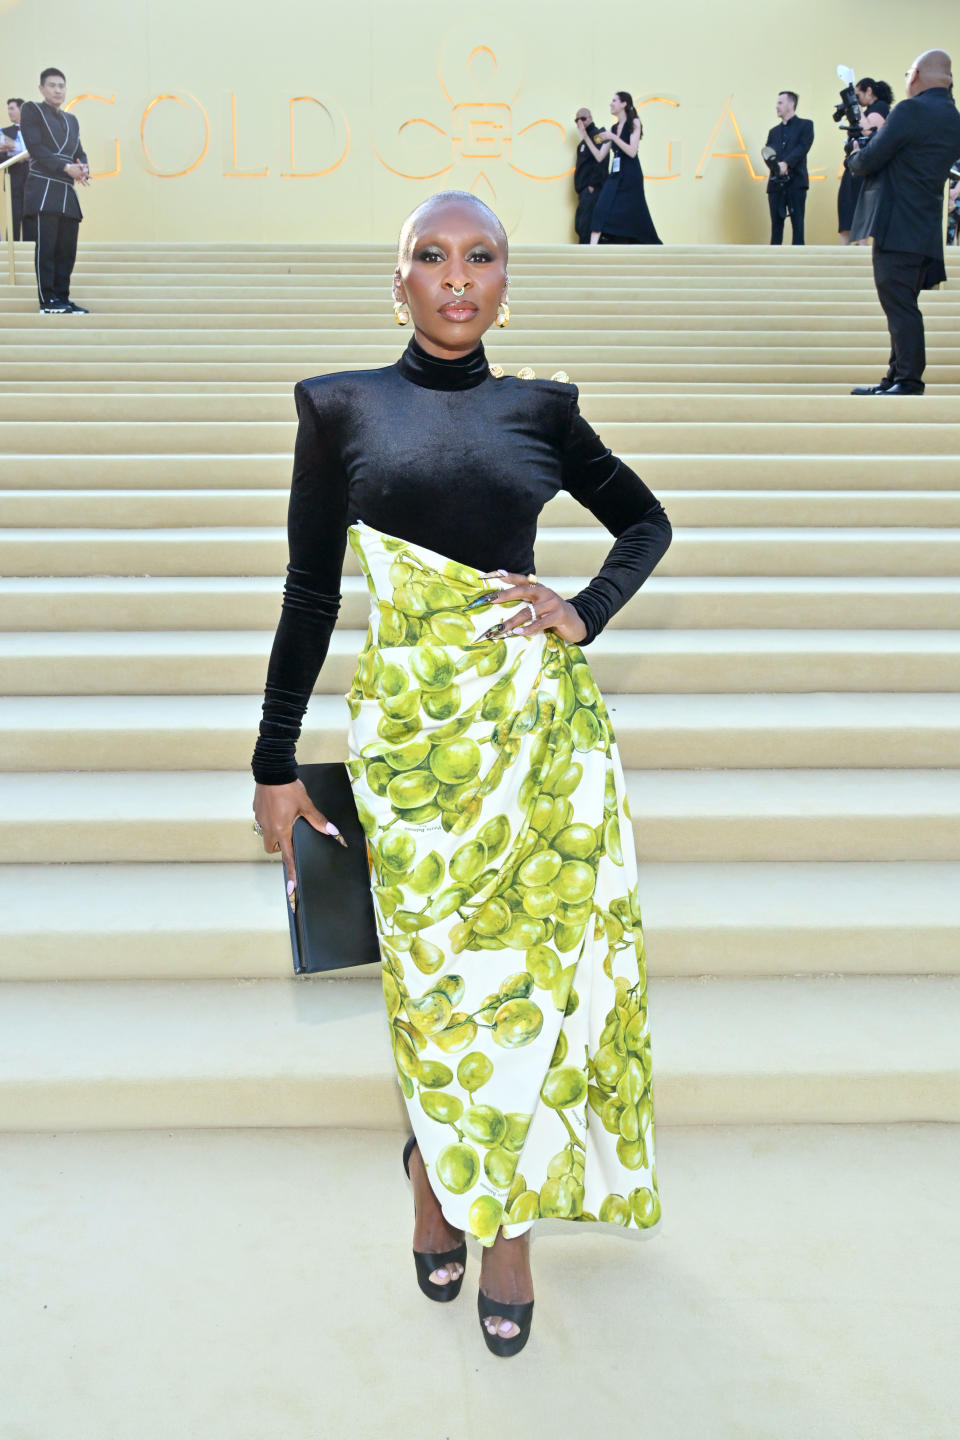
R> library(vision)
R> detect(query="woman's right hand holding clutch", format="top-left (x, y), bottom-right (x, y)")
top-left (253, 780), bottom-right (344, 893)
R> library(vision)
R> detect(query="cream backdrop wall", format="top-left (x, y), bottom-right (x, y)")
top-left (2, 0), bottom-right (958, 244)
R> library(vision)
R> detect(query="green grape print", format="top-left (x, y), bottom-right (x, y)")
top-left (436, 1144), bottom-right (480, 1194)
top-left (347, 524), bottom-right (658, 1247)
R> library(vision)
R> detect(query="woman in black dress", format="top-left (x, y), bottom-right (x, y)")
top-left (584, 91), bottom-right (661, 245)
top-left (838, 79), bottom-right (893, 243)
top-left (251, 191), bottom-right (672, 1358)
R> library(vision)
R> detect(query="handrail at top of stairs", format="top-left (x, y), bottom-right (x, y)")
top-left (1, 150), bottom-right (30, 286)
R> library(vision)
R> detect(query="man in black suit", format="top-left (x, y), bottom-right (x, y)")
top-left (847, 49), bottom-right (960, 395)
top-left (573, 108), bottom-right (608, 243)
top-left (1, 98), bottom-right (32, 241)
top-left (19, 66), bottom-right (90, 314)
top-left (765, 91), bottom-right (815, 244)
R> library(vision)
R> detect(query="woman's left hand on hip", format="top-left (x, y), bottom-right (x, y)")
top-left (479, 572), bottom-right (587, 644)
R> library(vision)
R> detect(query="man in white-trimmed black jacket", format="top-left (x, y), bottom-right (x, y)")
top-left (19, 66), bottom-right (90, 314)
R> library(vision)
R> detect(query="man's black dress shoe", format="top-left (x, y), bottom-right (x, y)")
top-left (63, 300), bottom-right (89, 314)
top-left (876, 383), bottom-right (923, 395)
top-left (850, 383), bottom-right (892, 395)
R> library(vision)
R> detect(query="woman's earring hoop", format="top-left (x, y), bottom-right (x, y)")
top-left (393, 299), bottom-right (411, 326)
top-left (496, 299), bottom-right (510, 328)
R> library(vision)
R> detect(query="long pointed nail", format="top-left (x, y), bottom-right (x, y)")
top-left (479, 622), bottom-right (505, 642)
top-left (287, 879), bottom-right (296, 895)
top-left (466, 591), bottom-right (499, 610)
top-left (325, 821), bottom-right (340, 836)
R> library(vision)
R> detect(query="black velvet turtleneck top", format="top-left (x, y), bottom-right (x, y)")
top-left (252, 336), bottom-right (672, 784)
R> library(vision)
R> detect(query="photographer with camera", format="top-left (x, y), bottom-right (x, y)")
top-left (947, 163), bottom-right (960, 246)
top-left (763, 92), bottom-right (814, 245)
top-left (837, 79), bottom-right (893, 243)
top-left (847, 49), bottom-right (960, 395)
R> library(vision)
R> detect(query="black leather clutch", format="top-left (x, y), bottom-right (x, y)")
top-left (286, 762), bottom-right (382, 975)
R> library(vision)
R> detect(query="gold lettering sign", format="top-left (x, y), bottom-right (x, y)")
top-left (140, 93), bottom-right (210, 177)
top-left (64, 94), bottom-right (120, 178)
top-left (696, 97), bottom-right (766, 180)
top-left (637, 96), bottom-right (681, 181)
top-left (452, 103), bottom-right (511, 160)
top-left (224, 93), bottom-right (268, 177)
top-left (281, 97), bottom-right (350, 179)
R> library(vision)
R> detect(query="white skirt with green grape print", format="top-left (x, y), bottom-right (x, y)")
top-left (345, 520), bottom-right (660, 1246)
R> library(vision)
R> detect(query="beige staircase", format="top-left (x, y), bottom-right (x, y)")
top-left (2, 241), bottom-right (960, 1439)
top-left (1, 241), bottom-right (959, 1131)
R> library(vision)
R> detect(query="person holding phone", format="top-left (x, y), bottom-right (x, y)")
top-left (573, 107), bottom-right (608, 243)
top-left (580, 91), bottom-right (662, 244)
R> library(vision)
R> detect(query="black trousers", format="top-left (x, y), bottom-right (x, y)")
top-left (872, 247), bottom-right (928, 392)
top-left (33, 212), bottom-right (79, 304)
top-left (768, 185), bottom-right (807, 244)
top-left (575, 185), bottom-right (602, 243)
top-left (10, 181), bottom-right (32, 241)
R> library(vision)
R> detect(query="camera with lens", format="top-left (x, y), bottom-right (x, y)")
top-left (833, 64), bottom-right (871, 155)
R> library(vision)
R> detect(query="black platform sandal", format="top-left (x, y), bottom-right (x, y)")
top-left (477, 1289), bottom-right (534, 1358)
top-left (402, 1136), bottom-right (467, 1303)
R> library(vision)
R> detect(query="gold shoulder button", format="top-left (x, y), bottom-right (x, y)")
top-left (517, 366), bottom-right (536, 380)
top-left (550, 370), bottom-right (571, 384)
top-left (488, 363), bottom-right (505, 379)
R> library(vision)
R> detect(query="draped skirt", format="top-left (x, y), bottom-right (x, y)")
top-left (346, 521), bottom-right (660, 1245)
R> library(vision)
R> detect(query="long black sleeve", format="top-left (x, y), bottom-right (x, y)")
top-left (252, 348), bottom-right (673, 784)
top-left (251, 382), bottom-right (349, 785)
top-left (846, 105), bottom-right (908, 177)
top-left (560, 400), bottom-right (672, 643)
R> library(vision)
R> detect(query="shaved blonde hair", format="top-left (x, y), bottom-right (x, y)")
top-left (397, 191), bottom-right (508, 264)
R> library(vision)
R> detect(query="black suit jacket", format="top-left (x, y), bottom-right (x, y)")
top-left (1, 124), bottom-right (26, 193)
top-left (765, 116), bottom-right (814, 192)
top-left (574, 126), bottom-right (608, 194)
top-left (847, 86), bottom-right (960, 272)
top-left (19, 100), bottom-right (86, 219)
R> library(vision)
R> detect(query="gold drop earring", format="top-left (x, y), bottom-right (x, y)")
top-left (496, 297), bottom-right (510, 328)
top-left (393, 298), bottom-right (411, 326)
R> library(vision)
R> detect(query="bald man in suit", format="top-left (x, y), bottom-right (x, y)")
top-left (848, 49), bottom-right (960, 393)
